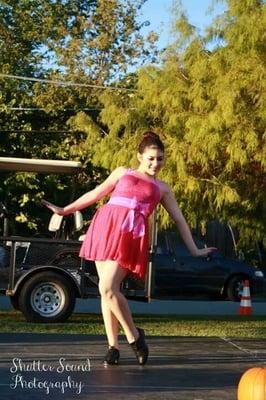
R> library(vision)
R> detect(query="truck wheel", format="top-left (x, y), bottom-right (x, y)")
top-left (18, 271), bottom-right (76, 322)
top-left (226, 275), bottom-right (246, 302)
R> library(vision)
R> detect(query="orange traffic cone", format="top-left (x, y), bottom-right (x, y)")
top-left (238, 280), bottom-right (252, 315)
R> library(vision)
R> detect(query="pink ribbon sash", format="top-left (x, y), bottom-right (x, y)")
top-left (108, 196), bottom-right (150, 239)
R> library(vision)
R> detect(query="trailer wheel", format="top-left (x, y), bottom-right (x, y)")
top-left (18, 271), bottom-right (76, 322)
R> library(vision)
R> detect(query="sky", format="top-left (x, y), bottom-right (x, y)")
top-left (139, 0), bottom-right (227, 49)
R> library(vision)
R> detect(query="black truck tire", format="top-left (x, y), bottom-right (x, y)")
top-left (226, 275), bottom-right (246, 302)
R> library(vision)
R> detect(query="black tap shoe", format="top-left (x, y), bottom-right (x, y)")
top-left (104, 346), bottom-right (120, 365)
top-left (130, 327), bottom-right (149, 365)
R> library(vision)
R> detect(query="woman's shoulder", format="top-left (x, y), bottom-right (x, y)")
top-left (156, 179), bottom-right (171, 196)
top-left (111, 166), bottom-right (128, 179)
top-left (113, 166), bottom-right (128, 173)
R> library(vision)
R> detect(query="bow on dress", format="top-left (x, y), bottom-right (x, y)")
top-left (108, 196), bottom-right (150, 239)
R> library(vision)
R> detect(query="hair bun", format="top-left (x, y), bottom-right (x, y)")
top-left (138, 131), bottom-right (164, 154)
top-left (143, 131), bottom-right (160, 139)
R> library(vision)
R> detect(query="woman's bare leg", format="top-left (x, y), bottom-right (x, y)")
top-left (101, 297), bottom-right (119, 348)
top-left (95, 260), bottom-right (139, 345)
top-left (95, 261), bottom-right (119, 348)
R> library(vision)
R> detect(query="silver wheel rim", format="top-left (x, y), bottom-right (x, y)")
top-left (30, 282), bottom-right (65, 317)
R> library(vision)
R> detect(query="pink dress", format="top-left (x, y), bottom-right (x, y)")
top-left (79, 169), bottom-right (161, 279)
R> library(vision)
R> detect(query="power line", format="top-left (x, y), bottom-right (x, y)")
top-left (7, 107), bottom-right (103, 111)
top-left (0, 73), bottom-right (136, 92)
top-left (0, 130), bottom-right (84, 134)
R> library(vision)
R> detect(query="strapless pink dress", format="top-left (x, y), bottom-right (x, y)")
top-left (79, 169), bottom-right (161, 279)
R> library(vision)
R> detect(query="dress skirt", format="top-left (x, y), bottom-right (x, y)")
top-left (79, 203), bottom-right (149, 279)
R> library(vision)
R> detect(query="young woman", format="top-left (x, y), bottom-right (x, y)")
top-left (42, 132), bottom-right (216, 366)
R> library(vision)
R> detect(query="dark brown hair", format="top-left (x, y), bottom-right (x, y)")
top-left (138, 131), bottom-right (164, 154)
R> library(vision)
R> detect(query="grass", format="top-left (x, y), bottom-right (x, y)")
top-left (1, 311), bottom-right (266, 338)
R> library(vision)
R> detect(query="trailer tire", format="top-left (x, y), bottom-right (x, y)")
top-left (18, 271), bottom-right (76, 322)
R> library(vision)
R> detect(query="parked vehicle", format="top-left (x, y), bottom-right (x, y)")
top-left (152, 231), bottom-right (265, 301)
top-left (0, 157), bottom-right (265, 323)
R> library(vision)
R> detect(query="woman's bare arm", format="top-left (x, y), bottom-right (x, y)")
top-left (160, 183), bottom-right (216, 257)
top-left (42, 166), bottom-right (126, 216)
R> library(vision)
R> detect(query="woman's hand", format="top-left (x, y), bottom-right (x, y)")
top-left (192, 247), bottom-right (217, 257)
top-left (41, 200), bottom-right (68, 216)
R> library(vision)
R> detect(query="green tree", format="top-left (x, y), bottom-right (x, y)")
top-left (69, 0), bottom-right (266, 246)
top-left (0, 0), bottom-right (158, 234)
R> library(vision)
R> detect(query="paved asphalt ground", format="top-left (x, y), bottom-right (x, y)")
top-left (1, 297), bottom-right (265, 399)
top-left (0, 333), bottom-right (266, 400)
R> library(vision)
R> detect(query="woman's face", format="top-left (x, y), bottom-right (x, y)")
top-left (137, 146), bottom-right (164, 177)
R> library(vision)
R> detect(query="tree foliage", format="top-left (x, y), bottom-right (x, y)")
top-left (70, 0), bottom-right (266, 245)
top-left (1, 0), bottom-right (265, 247)
top-left (0, 0), bottom-right (158, 234)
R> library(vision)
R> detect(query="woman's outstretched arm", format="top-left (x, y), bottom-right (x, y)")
top-left (160, 183), bottom-right (216, 257)
top-left (42, 166), bottom-right (126, 216)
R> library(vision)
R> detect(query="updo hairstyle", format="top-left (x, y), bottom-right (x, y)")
top-left (138, 131), bottom-right (164, 154)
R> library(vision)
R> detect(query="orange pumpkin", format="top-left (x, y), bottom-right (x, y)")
top-left (238, 367), bottom-right (266, 400)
